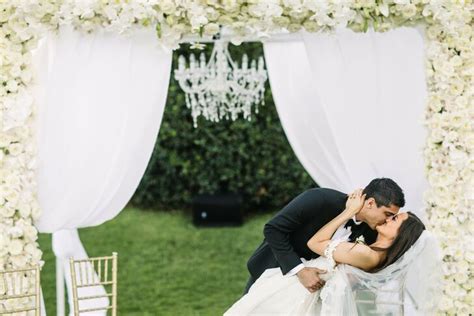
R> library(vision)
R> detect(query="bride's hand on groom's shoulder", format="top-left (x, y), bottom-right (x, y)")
top-left (345, 189), bottom-right (366, 217)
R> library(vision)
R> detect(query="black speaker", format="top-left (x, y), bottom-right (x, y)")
top-left (192, 193), bottom-right (243, 226)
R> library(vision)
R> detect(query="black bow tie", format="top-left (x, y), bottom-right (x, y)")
top-left (344, 219), bottom-right (356, 229)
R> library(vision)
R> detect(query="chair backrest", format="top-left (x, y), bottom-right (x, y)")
top-left (0, 265), bottom-right (41, 315)
top-left (353, 277), bottom-right (406, 315)
top-left (69, 253), bottom-right (118, 316)
top-left (328, 231), bottom-right (442, 315)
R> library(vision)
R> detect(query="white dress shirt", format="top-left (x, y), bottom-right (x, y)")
top-left (287, 216), bottom-right (362, 276)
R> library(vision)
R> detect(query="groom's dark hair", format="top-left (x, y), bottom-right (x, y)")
top-left (363, 178), bottom-right (405, 208)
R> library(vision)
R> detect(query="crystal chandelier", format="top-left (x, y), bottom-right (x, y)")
top-left (174, 40), bottom-right (268, 127)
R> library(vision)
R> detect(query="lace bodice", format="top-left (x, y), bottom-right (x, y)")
top-left (302, 238), bottom-right (345, 280)
top-left (324, 238), bottom-right (345, 268)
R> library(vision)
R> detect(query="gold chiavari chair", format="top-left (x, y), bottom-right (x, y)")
top-left (69, 253), bottom-right (118, 316)
top-left (0, 265), bottom-right (41, 315)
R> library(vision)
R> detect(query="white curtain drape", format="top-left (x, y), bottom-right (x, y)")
top-left (32, 26), bottom-right (172, 314)
top-left (263, 27), bottom-right (427, 213)
top-left (264, 27), bottom-right (427, 313)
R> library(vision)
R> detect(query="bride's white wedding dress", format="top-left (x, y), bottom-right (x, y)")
top-left (224, 239), bottom-right (346, 316)
top-left (224, 231), bottom-right (442, 316)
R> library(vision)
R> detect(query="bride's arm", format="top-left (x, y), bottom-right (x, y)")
top-left (307, 189), bottom-right (364, 255)
top-left (307, 189), bottom-right (380, 271)
top-left (326, 242), bottom-right (380, 271)
top-left (306, 206), bottom-right (356, 255)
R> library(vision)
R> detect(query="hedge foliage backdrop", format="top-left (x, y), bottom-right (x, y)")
top-left (131, 42), bottom-right (316, 213)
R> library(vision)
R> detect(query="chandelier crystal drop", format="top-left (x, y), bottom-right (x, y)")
top-left (174, 41), bottom-right (268, 127)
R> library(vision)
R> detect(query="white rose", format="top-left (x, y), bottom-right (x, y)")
top-left (377, 3), bottom-right (389, 17)
top-left (248, 4), bottom-right (264, 17)
top-left (23, 225), bottom-right (38, 241)
top-left (24, 243), bottom-right (41, 258)
top-left (303, 20), bottom-right (319, 32)
top-left (206, 8), bottom-right (220, 21)
top-left (4, 173), bottom-right (21, 187)
top-left (8, 239), bottom-right (24, 255)
top-left (7, 143), bottom-right (23, 156)
top-left (288, 23), bottom-right (302, 32)
top-left (0, 203), bottom-right (15, 217)
top-left (449, 78), bottom-right (465, 96)
top-left (0, 135), bottom-right (11, 147)
top-left (5, 190), bottom-right (19, 204)
top-left (288, 9), bottom-right (307, 20)
top-left (217, 15), bottom-right (234, 25)
top-left (8, 226), bottom-right (23, 238)
top-left (20, 69), bottom-right (32, 84)
top-left (449, 148), bottom-right (468, 166)
top-left (30, 203), bottom-right (41, 220)
top-left (10, 254), bottom-right (28, 268)
top-left (439, 296), bottom-right (454, 310)
top-left (6, 79), bottom-right (18, 92)
top-left (18, 203), bottom-right (32, 218)
top-left (400, 4), bottom-right (417, 18)
top-left (455, 273), bottom-right (469, 284)
top-left (266, 4), bottom-right (283, 17)
top-left (203, 23), bottom-right (220, 36)
top-left (9, 65), bottom-right (21, 77)
top-left (159, 0), bottom-right (176, 15)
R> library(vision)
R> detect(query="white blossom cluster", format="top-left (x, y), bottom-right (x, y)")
top-left (422, 2), bottom-right (473, 314)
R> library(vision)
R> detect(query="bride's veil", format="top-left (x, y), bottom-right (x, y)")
top-left (320, 230), bottom-right (443, 315)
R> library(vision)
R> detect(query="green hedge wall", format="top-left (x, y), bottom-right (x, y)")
top-left (131, 42), bottom-right (316, 213)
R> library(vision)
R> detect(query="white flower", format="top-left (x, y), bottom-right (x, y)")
top-left (189, 42), bottom-right (206, 50)
top-left (6, 79), bottom-right (19, 92)
top-left (355, 235), bottom-right (366, 244)
top-left (7, 143), bottom-right (23, 156)
top-left (5, 189), bottom-right (20, 203)
top-left (18, 203), bottom-right (32, 218)
top-left (203, 23), bottom-right (219, 36)
top-left (0, 202), bottom-right (16, 217)
top-left (8, 239), bottom-right (24, 255)
top-left (8, 226), bottom-right (23, 238)
top-left (378, 4), bottom-right (389, 17)
top-left (159, 0), bottom-right (176, 15)
top-left (30, 202), bottom-right (41, 220)
top-left (448, 148), bottom-right (468, 167)
top-left (10, 254), bottom-right (28, 268)
top-left (20, 69), bottom-right (32, 84)
top-left (24, 243), bottom-right (41, 259)
top-left (400, 4), bottom-right (418, 19)
top-left (23, 225), bottom-right (37, 241)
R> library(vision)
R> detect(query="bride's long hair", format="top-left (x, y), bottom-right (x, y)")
top-left (371, 211), bottom-right (425, 273)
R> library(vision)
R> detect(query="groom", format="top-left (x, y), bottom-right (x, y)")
top-left (245, 178), bottom-right (405, 293)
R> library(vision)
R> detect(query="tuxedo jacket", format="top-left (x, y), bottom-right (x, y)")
top-left (246, 188), bottom-right (377, 281)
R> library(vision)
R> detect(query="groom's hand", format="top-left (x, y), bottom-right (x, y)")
top-left (296, 267), bottom-right (326, 293)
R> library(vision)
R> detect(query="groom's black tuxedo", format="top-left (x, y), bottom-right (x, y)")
top-left (245, 188), bottom-right (377, 292)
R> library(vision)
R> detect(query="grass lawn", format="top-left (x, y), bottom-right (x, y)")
top-left (38, 208), bottom-right (272, 315)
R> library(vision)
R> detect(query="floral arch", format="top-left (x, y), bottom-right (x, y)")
top-left (0, 1), bottom-right (472, 313)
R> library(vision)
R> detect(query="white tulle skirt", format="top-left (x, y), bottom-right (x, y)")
top-left (224, 257), bottom-right (333, 316)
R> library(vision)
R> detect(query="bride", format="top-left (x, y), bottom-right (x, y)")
top-left (224, 190), bottom-right (428, 315)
